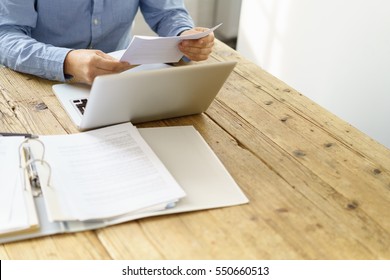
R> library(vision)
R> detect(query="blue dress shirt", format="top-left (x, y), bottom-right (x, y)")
top-left (0, 0), bottom-right (194, 81)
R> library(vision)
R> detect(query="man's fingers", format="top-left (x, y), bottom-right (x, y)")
top-left (64, 49), bottom-right (134, 85)
top-left (178, 30), bottom-right (215, 61)
top-left (179, 39), bottom-right (214, 61)
top-left (93, 52), bottom-right (131, 72)
top-left (95, 50), bottom-right (116, 60)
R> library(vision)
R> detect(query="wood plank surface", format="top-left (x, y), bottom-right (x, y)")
top-left (0, 40), bottom-right (389, 259)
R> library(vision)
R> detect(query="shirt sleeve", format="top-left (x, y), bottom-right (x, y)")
top-left (0, 1), bottom-right (72, 82)
top-left (139, 0), bottom-right (195, 37)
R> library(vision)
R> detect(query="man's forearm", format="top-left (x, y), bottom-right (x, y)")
top-left (0, 25), bottom-right (71, 81)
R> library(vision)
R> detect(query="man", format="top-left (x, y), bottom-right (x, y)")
top-left (0, 0), bottom-right (215, 85)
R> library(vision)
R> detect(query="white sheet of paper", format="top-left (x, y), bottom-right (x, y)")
top-left (40, 123), bottom-right (185, 221)
top-left (0, 137), bottom-right (24, 223)
top-left (121, 63), bottom-right (173, 74)
top-left (0, 137), bottom-right (33, 234)
top-left (120, 23), bottom-right (222, 64)
top-left (0, 174), bottom-right (31, 235)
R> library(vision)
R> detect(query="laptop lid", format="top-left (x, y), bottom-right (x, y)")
top-left (53, 61), bottom-right (236, 131)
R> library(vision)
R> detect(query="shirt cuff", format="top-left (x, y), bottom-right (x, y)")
top-left (51, 48), bottom-right (73, 82)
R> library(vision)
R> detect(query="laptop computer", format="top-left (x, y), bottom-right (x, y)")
top-left (52, 61), bottom-right (236, 131)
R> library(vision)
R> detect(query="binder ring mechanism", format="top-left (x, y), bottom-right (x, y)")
top-left (18, 138), bottom-right (52, 194)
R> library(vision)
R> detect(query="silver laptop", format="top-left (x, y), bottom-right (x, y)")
top-left (52, 61), bottom-right (236, 131)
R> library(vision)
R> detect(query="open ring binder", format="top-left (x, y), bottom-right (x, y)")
top-left (0, 123), bottom-right (248, 244)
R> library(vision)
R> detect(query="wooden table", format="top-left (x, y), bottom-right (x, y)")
top-left (1, 40), bottom-right (389, 260)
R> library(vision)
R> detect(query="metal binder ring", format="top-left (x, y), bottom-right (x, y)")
top-left (18, 138), bottom-right (50, 191)
top-left (24, 158), bottom-right (52, 188)
top-left (18, 138), bottom-right (46, 167)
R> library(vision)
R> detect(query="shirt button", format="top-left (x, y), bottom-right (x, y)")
top-left (93, 19), bottom-right (99, 25)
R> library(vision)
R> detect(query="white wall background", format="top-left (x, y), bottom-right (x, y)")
top-left (133, 0), bottom-right (241, 40)
top-left (237, 0), bottom-right (390, 149)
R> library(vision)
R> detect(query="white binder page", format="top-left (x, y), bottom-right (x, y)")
top-left (0, 176), bottom-right (30, 235)
top-left (40, 123), bottom-right (185, 221)
top-left (138, 126), bottom-right (249, 212)
top-left (0, 137), bottom-right (23, 222)
top-left (0, 137), bottom-right (32, 234)
top-left (120, 23), bottom-right (222, 64)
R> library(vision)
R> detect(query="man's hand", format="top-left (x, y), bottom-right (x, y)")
top-left (178, 27), bottom-right (215, 61)
top-left (64, 49), bottom-right (133, 85)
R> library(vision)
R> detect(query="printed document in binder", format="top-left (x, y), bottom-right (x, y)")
top-left (40, 123), bottom-right (184, 221)
top-left (0, 123), bottom-right (248, 243)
